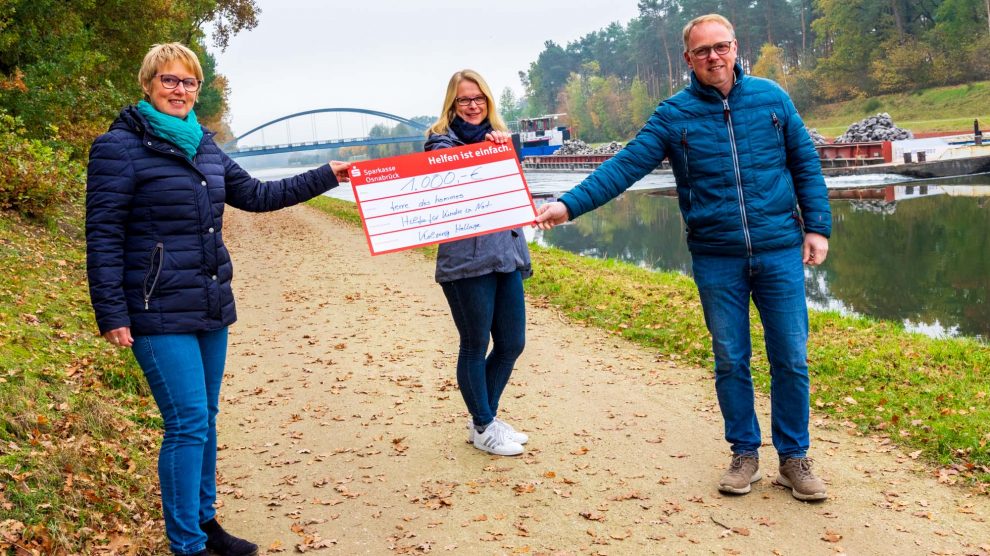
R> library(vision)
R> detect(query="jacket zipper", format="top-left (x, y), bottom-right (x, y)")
top-left (723, 98), bottom-right (752, 256)
top-left (143, 242), bottom-right (164, 310)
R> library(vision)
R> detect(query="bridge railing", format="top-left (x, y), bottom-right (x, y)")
top-left (222, 107), bottom-right (431, 153)
top-left (225, 134), bottom-right (426, 158)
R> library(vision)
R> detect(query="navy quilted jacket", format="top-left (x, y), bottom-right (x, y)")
top-left (86, 105), bottom-right (339, 336)
top-left (559, 63), bottom-right (831, 256)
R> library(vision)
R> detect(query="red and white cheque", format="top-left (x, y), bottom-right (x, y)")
top-left (348, 142), bottom-right (537, 255)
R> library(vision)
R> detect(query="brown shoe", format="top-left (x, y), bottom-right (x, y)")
top-left (776, 457), bottom-right (828, 501)
top-left (718, 453), bottom-right (761, 494)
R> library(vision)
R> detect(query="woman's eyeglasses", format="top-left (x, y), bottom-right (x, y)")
top-left (455, 96), bottom-right (487, 107)
top-left (157, 74), bottom-right (202, 92)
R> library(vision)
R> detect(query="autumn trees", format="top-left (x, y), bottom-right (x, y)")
top-left (0, 0), bottom-right (258, 152)
top-left (521, 0), bottom-right (990, 140)
top-left (0, 0), bottom-right (258, 218)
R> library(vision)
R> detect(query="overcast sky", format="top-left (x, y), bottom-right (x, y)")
top-left (211, 0), bottom-right (642, 140)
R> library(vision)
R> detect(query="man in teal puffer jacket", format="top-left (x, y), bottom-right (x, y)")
top-left (536, 14), bottom-right (831, 501)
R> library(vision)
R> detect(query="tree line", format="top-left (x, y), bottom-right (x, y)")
top-left (517, 0), bottom-right (990, 142)
top-left (0, 0), bottom-right (258, 218)
top-left (0, 0), bottom-right (258, 149)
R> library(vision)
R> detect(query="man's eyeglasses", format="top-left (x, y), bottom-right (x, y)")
top-left (455, 96), bottom-right (487, 107)
top-left (157, 74), bottom-right (202, 92)
top-left (689, 41), bottom-right (734, 60)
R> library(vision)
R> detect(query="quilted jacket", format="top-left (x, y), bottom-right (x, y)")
top-left (559, 63), bottom-right (831, 256)
top-left (86, 105), bottom-right (339, 335)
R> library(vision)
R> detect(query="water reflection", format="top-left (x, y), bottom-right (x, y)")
top-left (530, 173), bottom-right (990, 342)
top-left (533, 193), bottom-right (694, 274)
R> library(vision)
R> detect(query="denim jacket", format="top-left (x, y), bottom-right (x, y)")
top-left (424, 129), bottom-right (533, 283)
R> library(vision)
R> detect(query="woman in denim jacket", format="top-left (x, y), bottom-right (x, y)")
top-left (424, 69), bottom-right (532, 456)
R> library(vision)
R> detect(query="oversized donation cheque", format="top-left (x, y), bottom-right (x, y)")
top-left (348, 142), bottom-right (537, 255)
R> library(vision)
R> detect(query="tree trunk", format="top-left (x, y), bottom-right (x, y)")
top-left (891, 0), bottom-right (905, 38)
top-left (801, 2), bottom-right (807, 52)
top-left (661, 30), bottom-right (675, 97)
top-left (766, 0), bottom-right (775, 44)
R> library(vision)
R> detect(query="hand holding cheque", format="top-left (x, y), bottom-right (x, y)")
top-left (330, 160), bottom-right (351, 183)
top-left (533, 201), bottom-right (570, 230)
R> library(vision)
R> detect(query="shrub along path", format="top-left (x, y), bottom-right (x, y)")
top-left (214, 205), bottom-right (989, 555)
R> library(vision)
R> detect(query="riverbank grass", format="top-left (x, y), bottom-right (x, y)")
top-left (307, 196), bottom-right (990, 489)
top-left (0, 207), bottom-right (166, 554)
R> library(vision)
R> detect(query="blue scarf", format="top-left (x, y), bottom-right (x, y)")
top-left (136, 100), bottom-right (204, 160)
top-left (450, 116), bottom-right (492, 144)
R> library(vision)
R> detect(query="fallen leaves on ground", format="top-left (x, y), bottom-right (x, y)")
top-left (822, 529), bottom-right (843, 543)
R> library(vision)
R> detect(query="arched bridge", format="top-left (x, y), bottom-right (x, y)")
top-left (222, 108), bottom-right (429, 158)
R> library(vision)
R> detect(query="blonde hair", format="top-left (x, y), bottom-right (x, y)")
top-left (427, 69), bottom-right (508, 136)
top-left (682, 14), bottom-right (735, 52)
top-left (138, 43), bottom-right (204, 94)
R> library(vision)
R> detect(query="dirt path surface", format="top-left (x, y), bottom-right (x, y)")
top-left (216, 205), bottom-right (989, 556)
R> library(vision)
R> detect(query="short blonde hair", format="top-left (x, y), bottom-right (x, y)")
top-left (138, 43), bottom-right (204, 92)
top-left (428, 69), bottom-right (508, 136)
top-left (682, 14), bottom-right (735, 52)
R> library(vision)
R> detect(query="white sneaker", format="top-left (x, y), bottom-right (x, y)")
top-left (467, 418), bottom-right (528, 445)
top-left (472, 421), bottom-right (524, 456)
top-left (494, 418), bottom-right (529, 445)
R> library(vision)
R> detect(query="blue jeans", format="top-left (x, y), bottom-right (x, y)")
top-left (441, 271), bottom-right (526, 427)
top-left (691, 247), bottom-right (809, 461)
top-left (131, 327), bottom-right (228, 555)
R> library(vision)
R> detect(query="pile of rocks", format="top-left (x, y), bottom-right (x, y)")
top-left (553, 139), bottom-right (624, 156)
top-left (849, 200), bottom-right (897, 216)
top-left (806, 127), bottom-right (828, 145)
top-left (834, 113), bottom-right (913, 143)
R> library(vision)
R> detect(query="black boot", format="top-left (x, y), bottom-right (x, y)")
top-left (199, 518), bottom-right (259, 556)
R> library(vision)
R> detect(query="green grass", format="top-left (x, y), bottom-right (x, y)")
top-left (802, 81), bottom-right (990, 138)
top-left (0, 206), bottom-right (166, 554)
top-left (308, 195), bottom-right (364, 227)
top-left (307, 196), bottom-right (990, 490)
top-left (308, 195), bottom-right (439, 258)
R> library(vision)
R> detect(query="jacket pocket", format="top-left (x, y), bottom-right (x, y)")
top-left (680, 128), bottom-right (696, 212)
top-left (771, 111), bottom-right (785, 165)
top-left (142, 242), bottom-right (164, 310)
top-left (680, 128), bottom-right (691, 179)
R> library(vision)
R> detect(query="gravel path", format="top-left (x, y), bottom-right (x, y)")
top-left (214, 205), bottom-right (989, 555)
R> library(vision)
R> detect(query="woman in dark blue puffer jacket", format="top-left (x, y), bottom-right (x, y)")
top-left (85, 43), bottom-right (350, 556)
top-left (425, 70), bottom-right (532, 457)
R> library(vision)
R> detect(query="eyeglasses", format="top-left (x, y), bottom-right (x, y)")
top-left (455, 96), bottom-right (487, 107)
top-left (156, 74), bottom-right (202, 92)
top-left (689, 40), bottom-right (734, 60)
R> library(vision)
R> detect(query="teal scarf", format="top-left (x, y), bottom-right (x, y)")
top-left (136, 100), bottom-right (204, 160)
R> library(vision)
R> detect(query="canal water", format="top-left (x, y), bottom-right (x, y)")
top-left (522, 172), bottom-right (990, 342)
top-left (255, 166), bottom-right (990, 342)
